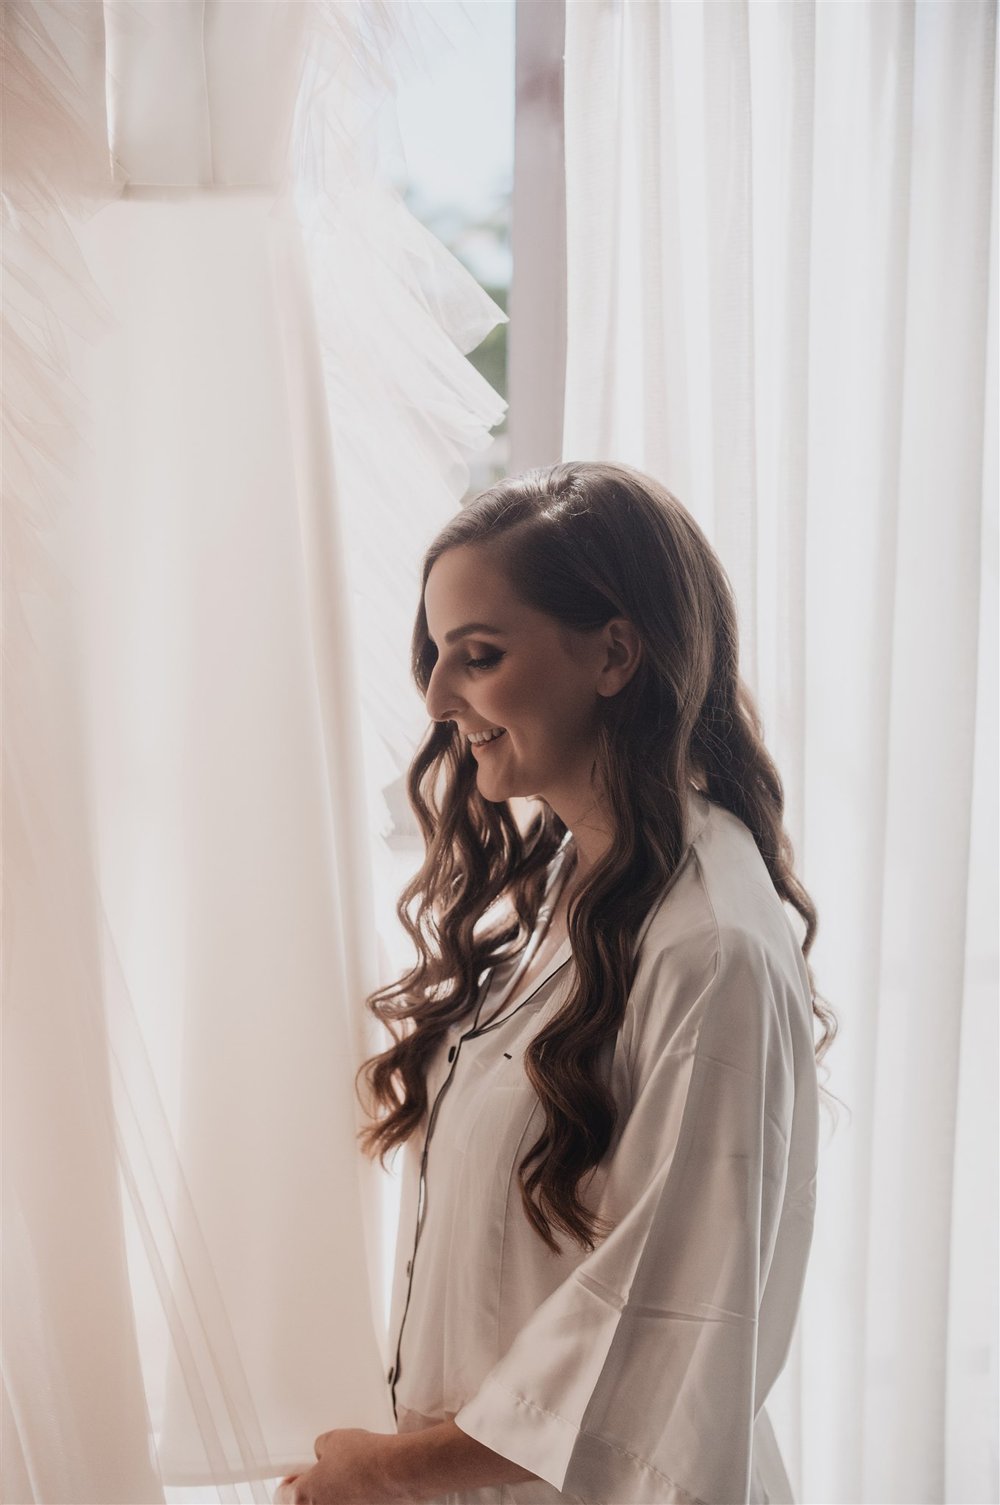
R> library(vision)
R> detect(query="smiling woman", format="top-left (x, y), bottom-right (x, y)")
top-left (421, 536), bottom-right (643, 881)
top-left (350, 459), bottom-right (837, 1504)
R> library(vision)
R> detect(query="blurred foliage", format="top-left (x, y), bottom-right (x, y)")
top-left (468, 283), bottom-right (508, 415)
top-left (402, 183), bottom-right (510, 423)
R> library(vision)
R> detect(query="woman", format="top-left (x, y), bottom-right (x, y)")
top-left (277, 461), bottom-right (836, 1505)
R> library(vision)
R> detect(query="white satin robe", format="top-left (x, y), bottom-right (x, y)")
top-left (385, 789), bottom-right (819, 1505)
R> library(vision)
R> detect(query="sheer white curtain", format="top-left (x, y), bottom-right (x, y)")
top-left (1, 3), bottom-right (504, 1501)
top-left (559, 2), bottom-right (998, 1501)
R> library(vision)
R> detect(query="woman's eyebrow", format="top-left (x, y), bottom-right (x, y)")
top-left (432, 622), bottom-right (508, 646)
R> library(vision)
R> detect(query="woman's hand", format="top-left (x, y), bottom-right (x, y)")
top-left (271, 1428), bottom-right (402, 1505)
top-left (272, 1417), bottom-right (537, 1502)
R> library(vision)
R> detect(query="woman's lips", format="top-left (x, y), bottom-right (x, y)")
top-left (471, 728), bottom-right (507, 754)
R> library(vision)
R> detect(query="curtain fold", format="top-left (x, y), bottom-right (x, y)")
top-left (1, 3), bottom-right (506, 1500)
top-left (562, 3), bottom-right (998, 1502)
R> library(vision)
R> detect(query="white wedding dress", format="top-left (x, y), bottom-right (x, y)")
top-left (1, 3), bottom-right (505, 1500)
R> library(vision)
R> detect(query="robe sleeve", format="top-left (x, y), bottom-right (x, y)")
top-left (452, 920), bottom-right (808, 1505)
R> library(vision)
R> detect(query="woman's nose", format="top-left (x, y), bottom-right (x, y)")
top-left (424, 662), bottom-right (465, 725)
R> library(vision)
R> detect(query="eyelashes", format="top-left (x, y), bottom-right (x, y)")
top-left (425, 644), bottom-right (504, 675)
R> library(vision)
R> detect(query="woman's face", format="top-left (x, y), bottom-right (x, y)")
top-left (422, 544), bottom-right (639, 835)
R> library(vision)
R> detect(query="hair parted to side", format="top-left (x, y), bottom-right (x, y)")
top-left (354, 460), bottom-right (839, 1257)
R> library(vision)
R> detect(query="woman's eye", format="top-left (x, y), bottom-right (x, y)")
top-left (465, 652), bottom-right (504, 672)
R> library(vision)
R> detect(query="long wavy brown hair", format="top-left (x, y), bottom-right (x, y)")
top-left (355, 460), bottom-right (838, 1256)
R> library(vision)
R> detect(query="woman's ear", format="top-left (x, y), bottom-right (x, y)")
top-left (597, 617), bottom-right (642, 696)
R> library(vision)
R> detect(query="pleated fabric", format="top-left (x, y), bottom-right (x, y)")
top-left (562, 5), bottom-right (998, 1501)
top-left (1, 3), bottom-right (505, 1498)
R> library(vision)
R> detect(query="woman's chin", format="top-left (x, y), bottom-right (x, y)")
top-left (477, 768), bottom-right (525, 801)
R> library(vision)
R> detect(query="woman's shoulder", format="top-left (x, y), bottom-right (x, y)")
top-left (620, 796), bottom-right (813, 1075)
top-left (636, 790), bottom-right (808, 1000)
